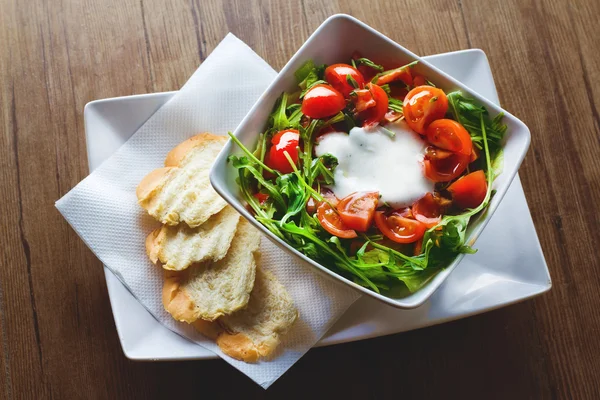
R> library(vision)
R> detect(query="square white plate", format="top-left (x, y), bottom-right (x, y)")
top-left (84, 49), bottom-right (550, 360)
top-left (211, 15), bottom-right (532, 308)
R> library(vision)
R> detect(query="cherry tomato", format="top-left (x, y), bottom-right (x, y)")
top-left (412, 193), bottom-right (442, 228)
top-left (470, 147), bottom-right (480, 163)
top-left (413, 74), bottom-right (427, 87)
top-left (253, 192), bottom-right (269, 204)
top-left (448, 170), bottom-right (488, 209)
top-left (375, 66), bottom-right (413, 87)
top-left (426, 119), bottom-right (473, 156)
top-left (317, 202), bottom-right (357, 239)
top-left (374, 211), bottom-right (426, 244)
top-left (403, 86), bottom-right (449, 134)
top-left (352, 88), bottom-right (377, 112)
top-left (384, 109), bottom-right (403, 123)
top-left (358, 83), bottom-right (388, 128)
top-left (301, 84), bottom-right (346, 119)
top-left (425, 145), bottom-right (454, 161)
top-left (321, 188), bottom-right (340, 207)
top-left (265, 129), bottom-right (300, 174)
top-left (325, 63), bottom-right (365, 97)
top-left (337, 191), bottom-right (379, 232)
top-left (423, 153), bottom-right (470, 182)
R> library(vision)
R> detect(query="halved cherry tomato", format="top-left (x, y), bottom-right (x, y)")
top-left (423, 153), bottom-right (470, 182)
top-left (358, 83), bottom-right (388, 128)
top-left (412, 193), bottom-right (442, 228)
top-left (470, 147), bottom-right (480, 163)
top-left (403, 86), bottom-right (449, 134)
top-left (426, 119), bottom-right (472, 156)
top-left (301, 84), bottom-right (345, 119)
top-left (325, 63), bottom-right (365, 97)
top-left (321, 188), bottom-right (340, 207)
top-left (448, 170), bottom-right (488, 209)
top-left (352, 89), bottom-right (376, 112)
top-left (317, 202), bottom-right (357, 239)
top-left (425, 145), bottom-right (454, 161)
top-left (375, 66), bottom-right (413, 87)
top-left (374, 211), bottom-right (425, 244)
top-left (253, 192), bottom-right (269, 204)
top-left (265, 129), bottom-right (300, 174)
top-left (337, 191), bottom-right (379, 232)
top-left (412, 74), bottom-right (427, 87)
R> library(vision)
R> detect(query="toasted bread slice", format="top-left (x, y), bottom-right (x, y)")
top-left (146, 205), bottom-right (240, 271)
top-left (193, 267), bottom-right (298, 363)
top-left (136, 133), bottom-right (228, 228)
top-left (162, 218), bottom-right (260, 322)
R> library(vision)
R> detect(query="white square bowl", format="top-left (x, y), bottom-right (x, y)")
top-left (210, 14), bottom-right (531, 309)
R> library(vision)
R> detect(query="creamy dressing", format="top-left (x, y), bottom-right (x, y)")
top-left (315, 120), bottom-right (433, 208)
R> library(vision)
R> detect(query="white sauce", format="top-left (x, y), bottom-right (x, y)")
top-left (315, 120), bottom-right (433, 208)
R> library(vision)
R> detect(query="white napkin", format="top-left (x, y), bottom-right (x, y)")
top-left (56, 33), bottom-right (360, 388)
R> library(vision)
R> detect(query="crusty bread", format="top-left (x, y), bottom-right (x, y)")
top-left (136, 133), bottom-right (228, 228)
top-left (193, 267), bottom-right (298, 363)
top-left (162, 218), bottom-right (260, 322)
top-left (146, 205), bottom-right (240, 271)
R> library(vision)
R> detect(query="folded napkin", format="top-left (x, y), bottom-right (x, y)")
top-left (56, 33), bottom-right (360, 388)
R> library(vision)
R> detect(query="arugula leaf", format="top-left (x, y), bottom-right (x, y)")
top-left (346, 74), bottom-right (359, 89)
top-left (388, 97), bottom-right (403, 113)
top-left (354, 57), bottom-right (384, 72)
top-left (296, 60), bottom-right (325, 91)
top-left (447, 91), bottom-right (507, 151)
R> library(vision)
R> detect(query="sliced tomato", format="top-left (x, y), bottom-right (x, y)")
top-left (321, 188), bottom-right (339, 207)
top-left (470, 147), bottom-right (480, 163)
top-left (325, 63), bottom-right (365, 97)
top-left (425, 145), bottom-right (454, 161)
top-left (412, 193), bottom-right (442, 228)
top-left (374, 211), bottom-right (425, 244)
top-left (403, 86), bottom-right (449, 134)
top-left (426, 119), bottom-right (472, 156)
top-left (375, 65), bottom-right (413, 87)
top-left (358, 83), bottom-right (388, 128)
top-left (448, 170), bottom-right (488, 209)
top-left (253, 192), bottom-right (269, 204)
top-left (317, 202), bottom-right (357, 239)
top-left (352, 88), bottom-right (376, 112)
top-left (337, 191), bottom-right (379, 232)
top-left (301, 84), bottom-right (346, 119)
top-left (424, 153), bottom-right (470, 182)
top-left (265, 129), bottom-right (300, 174)
top-left (412, 74), bottom-right (427, 87)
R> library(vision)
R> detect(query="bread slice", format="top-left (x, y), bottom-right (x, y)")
top-left (136, 133), bottom-right (228, 228)
top-left (193, 267), bottom-right (298, 363)
top-left (146, 205), bottom-right (240, 271)
top-left (162, 218), bottom-right (260, 322)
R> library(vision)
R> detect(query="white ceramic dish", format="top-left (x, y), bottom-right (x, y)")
top-left (85, 48), bottom-right (550, 360)
top-left (210, 14), bottom-right (532, 309)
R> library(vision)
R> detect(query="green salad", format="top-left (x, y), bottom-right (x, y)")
top-left (227, 54), bottom-right (506, 295)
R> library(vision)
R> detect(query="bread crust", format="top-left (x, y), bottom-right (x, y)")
top-left (164, 133), bottom-right (226, 167)
top-left (136, 167), bottom-right (174, 204)
top-left (162, 275), bottom-right (197, 323)
top-left (136, 133), bottom-right (228, 227)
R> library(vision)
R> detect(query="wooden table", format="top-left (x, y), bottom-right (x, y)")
top-left (1, 0), bottom-right (599, 398)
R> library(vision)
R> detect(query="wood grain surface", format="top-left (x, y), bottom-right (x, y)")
top-left (1, 0), bottom-right (599, 398)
